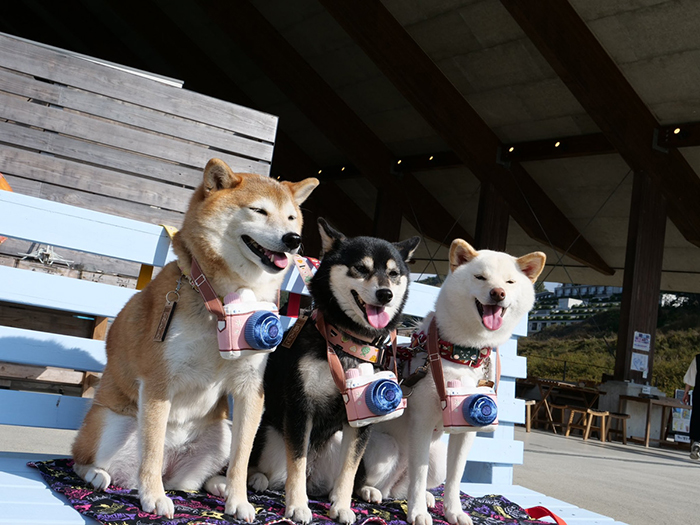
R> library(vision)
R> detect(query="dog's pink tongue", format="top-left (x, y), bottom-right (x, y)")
top-left (366, 305), bottom-right (391, 329)
top-left (265, 250), bottom-right (289, 269)
top-left (482, 304), bottom-right (503, 331)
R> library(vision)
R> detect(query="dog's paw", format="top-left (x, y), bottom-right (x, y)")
top-left (76, 465), bottom-right (111, 491)
top-left (359, 485), bottom-right (382, 504)
top-left (204, 475), bottom-right (228, 498)
top-left (225, 498), bottom-right (256, 523)
top-left (443, 509), bottom-right (473, 525)
top-left (425, 491), bottom-right (436, 508)
top-left (140, 491), bottom-right (175, 518)
top-left (285, 504), bottom-right (313, 524)
top-left (248, 472), bottom-right (270, 492)
top-left (329, 504), bottom-right (357, 524)
top-left (408, 511), bottom-right (433, 525)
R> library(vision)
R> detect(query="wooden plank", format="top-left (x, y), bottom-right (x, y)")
top-left (0, 120), bottom-right (202, 189)
top-left (0, 146), bottom-right (192, 214)
top-left (0, 92), bottom-right (270, 176)
top-left (0, 191), bottom-right (175, 266)
top-left (319, 0), bottom-right (613, 276)
top-left (0, 325), bottom-right (106, 372)
top-left (0, 67), bottom-right (275, 163)
top-left (0, 174), bottom-right (185, 231)
top-left (501, 0), bottom-right (700, 245)
top-left (0, 31), bottom-right (278, 143)
top-left (196, 0), bottom-right (472, 245)
top-left (0, 390), bottom-right (90, 429)
top-left (0, 363), bottom-right (85, 385)
top-left (0, 299), bottom-right (97, 339)
top-left (0, 266), bottom-right (136, 318)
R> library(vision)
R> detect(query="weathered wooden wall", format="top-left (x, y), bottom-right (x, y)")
top-left (0, 32), bottom-right (277, 276)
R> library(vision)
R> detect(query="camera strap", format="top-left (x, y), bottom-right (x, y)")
top-left (427, 317), bottom-right (501, 410)
top-left (188, 256), bottom-right (227, 330)
top-left (315, 310), bottom-right (398, 396)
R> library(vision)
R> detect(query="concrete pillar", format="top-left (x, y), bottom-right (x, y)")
top-left (474, 181), bottom-right (510, 251)
top-left (372, 186), bottom-right (403, 242)
top-left (615, 171), bottom-right (667, 384)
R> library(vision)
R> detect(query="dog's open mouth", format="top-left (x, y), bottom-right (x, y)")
top-left (242, 235), bottom-right (288, 271)
top-left (352, 290), bottom-right (391, 329)
top-left (475, 299), bottom-right (506, 331)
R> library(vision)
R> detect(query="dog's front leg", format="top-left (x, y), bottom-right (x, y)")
top-left (406, 416), bottom-right (434, 525)
top-left (329, 424), bottom-right (371, 524)
top-left (137, 384), bottom-right (173, 518)
top-left (442, 432), bottom-right (475, 525)
top-left (225, 386), bottom-right (265, 522)
top-left (284, 413), bottom-right (313, 524)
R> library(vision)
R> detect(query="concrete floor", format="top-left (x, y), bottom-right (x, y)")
top-left (513, 426), bottom-right (699, 525)
top-left (1, 424), bottom-right (697, 524)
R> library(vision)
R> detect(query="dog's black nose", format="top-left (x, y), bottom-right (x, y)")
top-left (376, 288), bottom-right (393, 305)
top-left (282, 232), bottom-right (302, 250)
top-left (490, 287), bottom-right (506, 302)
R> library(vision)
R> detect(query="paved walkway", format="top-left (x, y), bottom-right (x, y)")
top-left (2, 424), bottom-right (697, 524)
top-left (514, 426), bottom-right (698, 525)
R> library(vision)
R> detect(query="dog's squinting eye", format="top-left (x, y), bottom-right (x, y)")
top-left (475, 275), bottom-right (486, 281)
top-left (388, 270), bottom-right (400, 278)
top-left (354, 265), bottom-right (370, 276)
top-left (288, 215), bottom-right (296, 221)
top-left (250, 207), bottom-right (268, 216)
top-left (507, 280), bottom-right (515, 284)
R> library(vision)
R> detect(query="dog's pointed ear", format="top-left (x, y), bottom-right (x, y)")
top-left (282, 177), bottom-right (319, 205)
top-left (517, 251), bottom-right (547, 283)
top-left (449, 239), bottom-right (478, 273)
top-left (318, 217), bottom-right (344, 256)
top-left (203, 158), bottom-right (242, 195)
top-left (394, 236), bottom-right (420, 263)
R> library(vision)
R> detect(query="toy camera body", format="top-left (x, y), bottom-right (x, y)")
top-left (442, 379), bottom-right (498, 434)
top-left (344, 363), bottom-right (407, 427)
top-left (217, 290), bottom-right (283, 360)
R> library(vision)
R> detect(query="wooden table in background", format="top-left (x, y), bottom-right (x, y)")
top-left (618, 394), bottom-right (688, 447)
top-left (531, 379), bottom-right (601, 434)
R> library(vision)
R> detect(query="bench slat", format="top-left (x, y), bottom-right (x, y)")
top-left (0, 326), bottom-right (106, 373)
top-left (0, 266), bottom-right (135, 318)
top-left (0, 192), bottom-right (175, 266)
top-left (0, 391), bottom-right (89, 430)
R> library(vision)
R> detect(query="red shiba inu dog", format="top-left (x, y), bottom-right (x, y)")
top-left (71, 158), bottom-right (318, 520)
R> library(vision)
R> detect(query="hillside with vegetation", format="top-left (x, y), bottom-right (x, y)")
top-left (518, 294), bottom-right (700, 396)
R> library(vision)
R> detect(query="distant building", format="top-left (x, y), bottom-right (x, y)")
top-left (553, 284), bottom-right (622, 299)
top-left (528, 283), bottom-right (622, 333)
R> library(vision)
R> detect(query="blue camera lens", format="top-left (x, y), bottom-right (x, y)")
top-left (365, 378), bottom-right (402, 415)
top-left (463, 394), bottom-right (497, 426)
top-left (245, 311), bottom-right (283, 350)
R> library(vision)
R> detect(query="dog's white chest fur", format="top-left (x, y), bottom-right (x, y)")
top-left (162, 311), bottom-right (267, 423)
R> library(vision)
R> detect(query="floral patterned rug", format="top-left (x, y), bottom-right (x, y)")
top-left (29, 459), bottom-right (554, 525)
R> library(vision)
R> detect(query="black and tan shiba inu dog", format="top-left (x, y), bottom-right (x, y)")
top-left (248, 218), bottom-right (419, 524)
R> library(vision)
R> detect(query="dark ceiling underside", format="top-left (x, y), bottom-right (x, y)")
top-left (2, 0), bottom-right (700, 291)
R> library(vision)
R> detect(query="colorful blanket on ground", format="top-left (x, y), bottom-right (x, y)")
top-left (29, 459), bottom-right (550, 525)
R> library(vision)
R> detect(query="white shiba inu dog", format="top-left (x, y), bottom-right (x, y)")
top-left (71, 158), bottom-right (318, 520)
top-left (364, 239), bottom-right (545, 525)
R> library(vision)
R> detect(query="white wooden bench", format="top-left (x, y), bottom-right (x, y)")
top-left (0, 195), bottom-right (627, 524)
top-left (0, 190), bottom-right (177, 524)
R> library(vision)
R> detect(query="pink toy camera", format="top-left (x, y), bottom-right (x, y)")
top-left (343, 363), bottom-right (407, 427)
top-left (217, 291), bottom-right (283, 360)
top-left (442, 379), bottom-right (498, 434)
